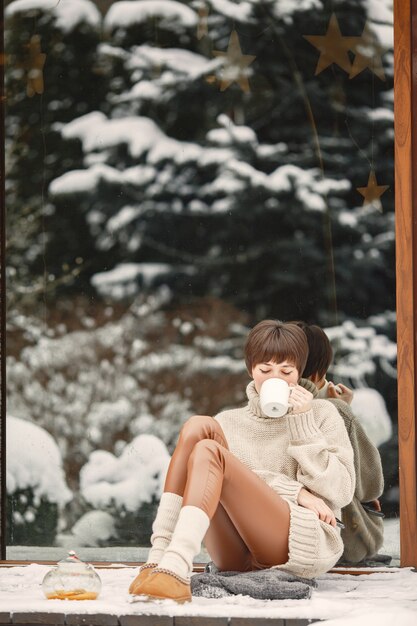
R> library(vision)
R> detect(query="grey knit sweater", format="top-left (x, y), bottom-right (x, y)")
top-left (214, 381), bottom-right (355, 578)
top-left (304, 378), bottom-right (385, 562)
top-left (326, 396), bottom-right (384, 562)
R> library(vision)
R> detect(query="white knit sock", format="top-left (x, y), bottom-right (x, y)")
top-left (158, 505), bottom-right (210, 580)
top-left (147, 492), bottom-right (183, 565)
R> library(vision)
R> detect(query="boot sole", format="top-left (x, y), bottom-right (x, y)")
top-left (133, 593), bottom-right (191, 604)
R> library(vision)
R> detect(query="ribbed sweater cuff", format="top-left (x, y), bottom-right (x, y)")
top-left (274, 502), bottom-right (343, 579)
top-left (272, 478), bottom-right (303, 503)
top-left (286, 409), bottom-right (322, 441)
top-left (287, 504), bottom-right (319, 568)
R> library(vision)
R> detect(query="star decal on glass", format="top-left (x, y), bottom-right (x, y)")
top-left (18, 35), bottom-right (46, 97)
top-left (357, 170), bottom-right (389, 208)
top-left (349, 23), bottom-right (387, 81)
top-left (304, 14), bottom-right (389, 80)
top-left (213, 30), bottom-right (256, 93)
top-left (303, 14), bottom-right (357, 75)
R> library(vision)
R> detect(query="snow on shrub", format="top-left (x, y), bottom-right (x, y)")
top-left (6, 415), bottom-right (72, 545)
top-left (350, 388), bottom-right (392, 448)
top-left (79, 434), bottom-right (170, 545)
top-left (58, 510), bottom-right (117, 548)
top-left (80, 434), bottom-right (170, 510)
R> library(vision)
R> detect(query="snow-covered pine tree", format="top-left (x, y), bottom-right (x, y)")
top-left (47, 0), bottom-right (394, 324)
top-left (5, 0), bottom-right (106, 313)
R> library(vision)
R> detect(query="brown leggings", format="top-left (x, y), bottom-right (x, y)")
top-left (164, 415), bottom-right (290, 572)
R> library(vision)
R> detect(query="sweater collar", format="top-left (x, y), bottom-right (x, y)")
top-left (299, 377), bottom-right (319, 398)
top-left (246, 377), bottom-right (319, 418)
top-left (246, 380), bottom-right (268, 418)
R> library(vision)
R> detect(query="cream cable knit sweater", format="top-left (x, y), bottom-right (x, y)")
top-left (214, 381), bottom-right (355, 578)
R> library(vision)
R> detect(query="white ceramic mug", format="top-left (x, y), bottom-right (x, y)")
top-left (260, 378), bottom-right (291, 417)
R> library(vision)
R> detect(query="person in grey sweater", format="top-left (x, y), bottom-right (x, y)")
top-left (294, 321), bottom-right (385, 564)
top-left (128, 320), bottom-right (355, 603)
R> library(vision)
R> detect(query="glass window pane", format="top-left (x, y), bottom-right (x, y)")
top-left (5, 0), bottom-right (397, 565)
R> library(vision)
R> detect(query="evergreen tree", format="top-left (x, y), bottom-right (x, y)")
top-left (5, 0), bottom-right (106, 313)
top-left (46, 0), bottom-right (394, 324)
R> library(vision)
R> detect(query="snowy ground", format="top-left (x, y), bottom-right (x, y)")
top-left (2, 520), bottom-right (407, 624)
top-left (0, 563), bottom-right (416, 625)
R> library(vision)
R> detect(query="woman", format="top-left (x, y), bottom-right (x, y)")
top-left (128, 320), bottom-right (355, 602)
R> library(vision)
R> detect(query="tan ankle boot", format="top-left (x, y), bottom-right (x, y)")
top-left (128, 563), bottom-right (157, 594)
top-left (135, 568), bottom-right (192, 603)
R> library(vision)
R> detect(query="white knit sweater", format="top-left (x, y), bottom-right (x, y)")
top-left (214, 381), bottom-right (356, 578)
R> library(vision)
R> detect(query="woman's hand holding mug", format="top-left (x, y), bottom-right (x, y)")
top-left (259, 380), bottom-right (313, 417)
top-left (288, 385), bottom-right (313, 414)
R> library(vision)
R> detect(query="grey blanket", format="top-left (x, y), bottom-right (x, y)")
top-left (191, 568), bottom-right (317, 600)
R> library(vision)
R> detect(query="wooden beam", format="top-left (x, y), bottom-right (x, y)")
top-left (394, 0), bottom-right (417, 567)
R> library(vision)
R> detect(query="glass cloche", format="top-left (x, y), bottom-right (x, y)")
top-left (42, 551), bottom-right (102, 600)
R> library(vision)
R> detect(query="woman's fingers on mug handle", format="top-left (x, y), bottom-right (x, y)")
top-left (288, 385), bottom-right (303, 398)
top-left (287, 386), bottom-right (313, 415)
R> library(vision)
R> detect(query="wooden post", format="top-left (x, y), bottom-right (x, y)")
top-left (394, 0), bottom-right (417, 567)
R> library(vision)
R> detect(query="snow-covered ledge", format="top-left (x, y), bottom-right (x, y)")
top-left (0, 563), bottom-right (416, 626)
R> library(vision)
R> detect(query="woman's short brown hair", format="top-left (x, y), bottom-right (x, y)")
top-left (244, 320), bottom-right (309, 377)
top-left (292, 321), bottom-right (333, 380)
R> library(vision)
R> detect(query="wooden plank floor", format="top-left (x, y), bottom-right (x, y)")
top-left (0, 614), bottom-right (318, 626)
